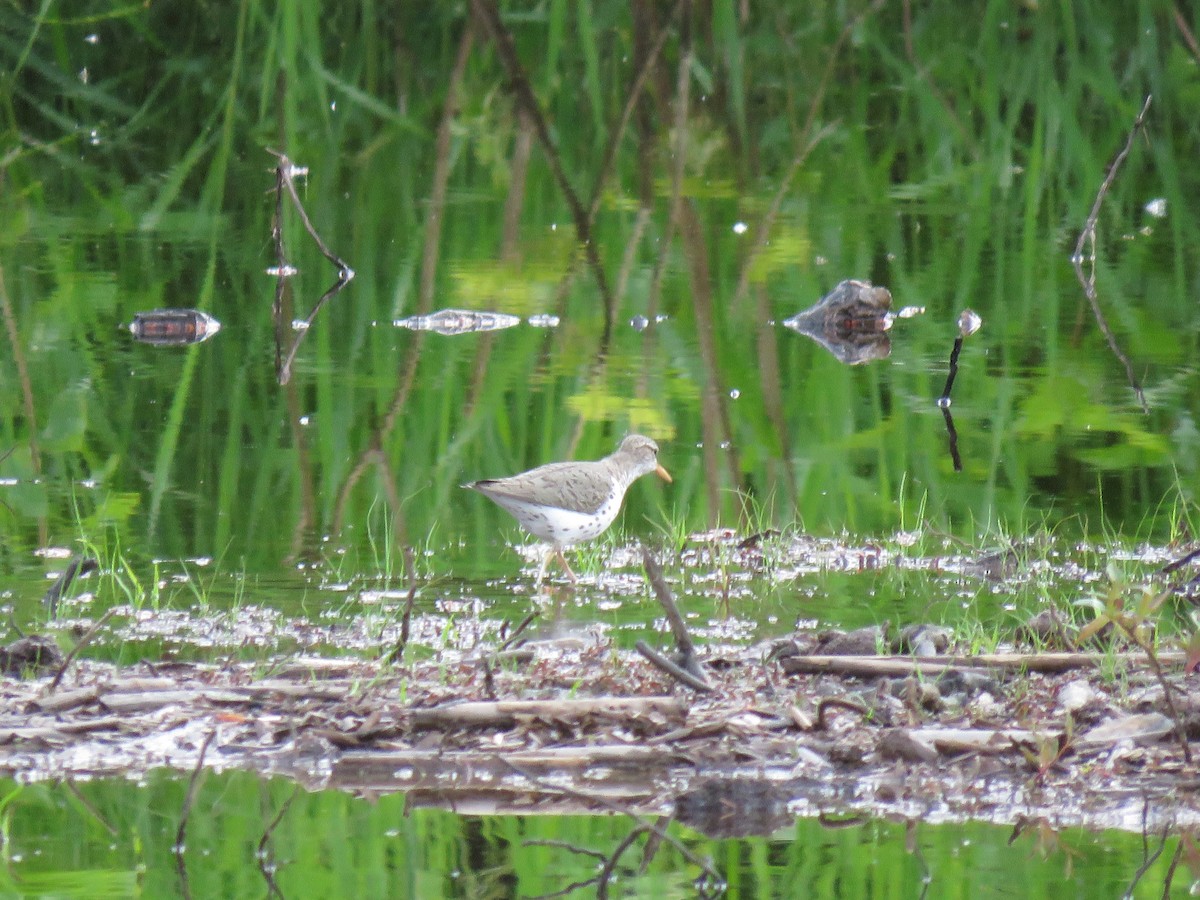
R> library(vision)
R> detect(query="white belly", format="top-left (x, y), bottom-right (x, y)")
top-left (495, 494), bottom-right (622, 545)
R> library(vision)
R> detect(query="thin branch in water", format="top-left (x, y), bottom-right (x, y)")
top-left (523, 838), bottom-right (608, 863)
top-left (498, 758), bottom-right (724, 898)
top-left (1070, 95), bottom-right (1152, 414)
top-left (595, 825), bottom-right (650, 900)
top-left (174, 730), bottom-right (217, 900)
top-left (62, 779), bottom-right (119, 837)
top-left (266, 149), bottom-right (356, 385)
top-left (1123, 799), bottom-right (1168, 899)
top-left (257, 784), bottom-right (299, 899)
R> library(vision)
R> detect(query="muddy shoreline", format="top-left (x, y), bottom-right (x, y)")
top-left (4, 635), bottom-right (1197, 839)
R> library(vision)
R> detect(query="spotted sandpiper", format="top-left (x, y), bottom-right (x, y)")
top-left (464, 434), bottom-right (672, 584)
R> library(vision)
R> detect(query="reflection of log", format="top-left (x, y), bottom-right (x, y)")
top-left (410, 696), bottom-right (686, 729)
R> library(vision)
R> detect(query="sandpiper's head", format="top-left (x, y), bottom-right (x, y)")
top-left (614, 434), bottom-right (672, 483)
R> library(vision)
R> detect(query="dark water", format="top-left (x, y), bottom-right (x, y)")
top-left (2, 2), bottom-right (1199, 896)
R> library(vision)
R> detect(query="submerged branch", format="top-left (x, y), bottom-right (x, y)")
top-left (1070, 94), bottom-right (1152, 414)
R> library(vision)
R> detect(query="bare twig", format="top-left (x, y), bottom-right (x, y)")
top-left (62, 779), bottom-right (119, 837)
top-left (635, 640), bottom-right (712, 692)
top-left (1113, 616), bottom-right (1191, 764)
top-left (1070, 95), bottom-right (1152, 414)
top-left (1173, 4), bottom-right (1200, 64)
top-left (523, 838), bottom-right (608, 863)
top-left (45, 607), bottom-right (117, 694)
top-left (781, 650), bottom-right (1186, 677)
top-left (643, 547), bottom-right (705, 686)
top-left (596, 825), bottom-right (650, 900)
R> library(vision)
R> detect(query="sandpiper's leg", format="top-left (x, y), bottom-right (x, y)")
top-left (535, 548), bottom-right (551, 589)
top-left (555, 547), bottom-right (578, 583)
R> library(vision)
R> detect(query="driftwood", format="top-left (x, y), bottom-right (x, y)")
top-left (781, 651), bottom-right (1185, 677)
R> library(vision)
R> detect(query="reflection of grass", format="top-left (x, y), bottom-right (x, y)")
top-left (3, 4), bottom-right (1198, 621)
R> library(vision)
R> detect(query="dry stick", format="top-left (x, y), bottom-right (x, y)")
top-left (641, 547), bottom-right (709, 685)
top-left (1162, 841), bottom-right (1186, 899)
top-left (635, 641), bottom-right (712, 692)
top-left (526, 872), bottom-right (605, 900)
top-left (45, 607), bottom-right (117, 694)
top-left (1173, 4), bottom-right (1200, 64)
top-left (524, 839), bottom-right (608, 864)
top-left (470, 0), bottom-right (615, 334)
top-left (269, 150), bottom-right (355, 273)
top-left (781, 650), bottom-right (1187, 677)
top-left (1162, 546), bottom-right (1200, 575)
top-left (816, 697), bottom-right (870, 730)
top-left (1070, 94), bottom-right (1152, 415)
top-left (62, 779), bottom-right (119, 837)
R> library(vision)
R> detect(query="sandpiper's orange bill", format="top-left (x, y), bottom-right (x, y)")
top-left (655, 463), bottom-right (672, 483)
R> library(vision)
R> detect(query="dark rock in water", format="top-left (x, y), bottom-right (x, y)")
top-left (674, 778), bottom-right (792, 838)
top-left (783, 279), bottom-right (897, 365)
top-left (129, 308), bottom-right (222, 346)
top-left (0, 635), bottom-right (64, 677)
